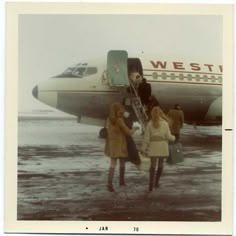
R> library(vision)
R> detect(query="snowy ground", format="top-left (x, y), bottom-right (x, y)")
top-left (17, 117), bottom-right (222, 221)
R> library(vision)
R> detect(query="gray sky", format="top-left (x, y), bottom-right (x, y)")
top-left (19, 14), bottom-right (222, 113)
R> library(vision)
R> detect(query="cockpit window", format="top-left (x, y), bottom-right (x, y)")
top-left (54, 63), bottom-right (97, 78)
top-left (63, 67), bottom-right (77, 75)
top-left (72, 67), bottom-right (86, 77)
top-left (85, 67), bottom-right (97, 76)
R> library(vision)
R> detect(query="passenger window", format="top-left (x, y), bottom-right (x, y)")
top-left (179, 74), bottom-right (184, 80)
top-left (161, 73), bottom-right (167, 80)
top-left (152, 72), bottom-right (158, 80)
top-left (195, 75), bottom-right (200, 81)
top-left (187, 74), bottom-right (192, 81)
top-left (211, 76), bottom-right (215, 82)
top-left (170, 73), bottom-right (175, 80)
top-left (203, 75), bottom-right (208, 82)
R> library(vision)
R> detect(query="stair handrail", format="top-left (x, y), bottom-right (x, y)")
top-left (128, 81), bottom-right (149, 126)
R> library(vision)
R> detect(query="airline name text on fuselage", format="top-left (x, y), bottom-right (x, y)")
top-left (150, 61), bottom-right (223, 73)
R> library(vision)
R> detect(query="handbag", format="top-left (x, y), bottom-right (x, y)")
top-left (136, 152), bottom-right (150, 172)
top-left (99, 127), bottom-right (107, 139)
top-left (126, 136), bottom-right (140, 165)
top-left (166, 142), bottom-right (184, 164)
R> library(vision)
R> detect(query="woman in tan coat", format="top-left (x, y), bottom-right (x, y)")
top-left (105, 102), bottom-right (138, 192)
top-left (141, 106), bottom-right (175, 191)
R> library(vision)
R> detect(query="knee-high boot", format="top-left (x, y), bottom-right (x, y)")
top-left (155, 167), bottom-right (163, 188)
top-left (149, 167), bottom-right (155, 191)
top-left (107, 167), bottom-right (115, 192)
top-left (119, 167), bottom-right (126, 186)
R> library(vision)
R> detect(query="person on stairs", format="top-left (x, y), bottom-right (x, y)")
top-left (146, 95), bottom-right (160, 120)
top-left (140, 106), bottom-right (175, 191)
top-left (128, 67), bottom-right (142, 92)
top-left (104, 102), bottom-right (139, 192)
top-left (138, 78), bottom-right (152, 107)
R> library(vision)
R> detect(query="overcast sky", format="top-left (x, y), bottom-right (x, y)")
top-left (18, 14), bottom-right (222, 113)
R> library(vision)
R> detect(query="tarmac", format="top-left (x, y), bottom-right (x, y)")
top-left (17, 118), bottom-right (222, 221)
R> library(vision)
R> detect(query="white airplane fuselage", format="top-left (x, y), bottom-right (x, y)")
top-left (32, 54), bottom-right (222, 126)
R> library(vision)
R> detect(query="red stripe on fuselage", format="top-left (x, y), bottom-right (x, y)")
top-left (39, 79), bottom-right (221, 95)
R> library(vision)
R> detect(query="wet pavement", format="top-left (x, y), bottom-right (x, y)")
top-left (17, 117), bottom-right (222, 221)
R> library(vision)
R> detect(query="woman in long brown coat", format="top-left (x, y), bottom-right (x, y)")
top-left (105, 102), bottom-right (138, 192)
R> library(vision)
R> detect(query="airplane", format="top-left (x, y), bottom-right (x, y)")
top-left (32, 50), bottom-right (222, 129)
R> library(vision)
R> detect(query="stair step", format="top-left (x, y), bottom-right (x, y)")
top-left (129, 85), bottom-right (148, 131)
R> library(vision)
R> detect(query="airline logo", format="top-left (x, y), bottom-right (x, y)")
top-left (112, 63), bottom-right (121, 73)
top-left (150, 61), bottom-right (223, 74)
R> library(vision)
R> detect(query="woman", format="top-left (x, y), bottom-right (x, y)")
top-left (141, 106), bottom-right (175, 191)
top-left (104, 102), bottom-right (138, 192)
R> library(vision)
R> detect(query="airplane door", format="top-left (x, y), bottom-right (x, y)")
top-left (107, 50), bottom-right (129, 87)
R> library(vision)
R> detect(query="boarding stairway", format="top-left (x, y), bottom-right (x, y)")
top-left (129, 82), bottom-right (149, 132)
top-left (106, 50), bottom-right (149, 131)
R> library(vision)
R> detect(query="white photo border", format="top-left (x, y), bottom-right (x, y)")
top-left (4, 2), bottom-right (234, 235)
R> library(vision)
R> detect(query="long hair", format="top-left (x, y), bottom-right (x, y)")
top-left (108, 102), bottom-right (124, 124)
top-left (151, 106), bottom-right (167, 128)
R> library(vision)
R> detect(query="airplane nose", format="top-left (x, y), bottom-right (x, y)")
top-left (32, 85), bottom-right (38, 99)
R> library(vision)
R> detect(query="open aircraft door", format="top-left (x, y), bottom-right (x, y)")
top-left (107, 50), bottom-right (129, 87)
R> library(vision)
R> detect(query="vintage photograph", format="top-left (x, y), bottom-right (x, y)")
top-left (4, 3), bottom-right (234, 235)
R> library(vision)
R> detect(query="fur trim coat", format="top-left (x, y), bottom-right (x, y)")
top-left (104, 118), bottom-right (132, 158)
top-left (141, 119), bottom-right (175, 157)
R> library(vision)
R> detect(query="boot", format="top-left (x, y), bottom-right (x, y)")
top-left (155, 167), bottom-right (163, 188)
top-left (107, 167), bottom-right (115, 192)
top-left (149, 167), bottom-right (155, 191)
top-left (119, 167), bottom-right (126, 186)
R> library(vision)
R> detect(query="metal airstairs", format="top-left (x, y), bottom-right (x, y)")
top-left (128, 82), bottom-right (149, 132)
top-left (106, 50), bottom-right (149, 131)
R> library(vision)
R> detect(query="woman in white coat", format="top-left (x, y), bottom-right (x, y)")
top-left (141, 106), bottom-right (175, 191)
